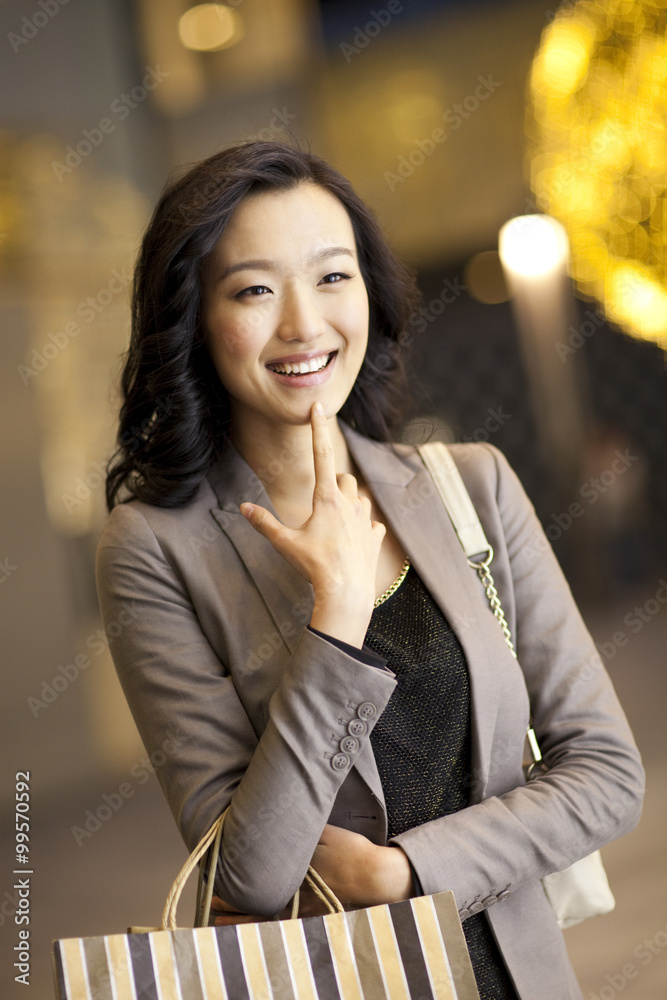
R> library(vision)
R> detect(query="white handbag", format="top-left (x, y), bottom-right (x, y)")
top-left (418, 442), bottom-right (615, 929)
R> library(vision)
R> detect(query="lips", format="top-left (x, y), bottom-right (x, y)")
top-left (265, 350), bottom-right (338, 387)
top-left (266, 351), bottom-right (336, 376)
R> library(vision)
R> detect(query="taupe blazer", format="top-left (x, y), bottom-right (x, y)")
top-left (96, 422), bottom-right (644, 1000)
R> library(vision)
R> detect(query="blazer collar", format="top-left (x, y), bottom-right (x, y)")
top-left (203, 422), bottom-right (415, 663)
top-left (206, 422), bottom-right (505, 802)
top-left (204, 420), bottom-right (415, 501)
top-left (205, 429), bottom-right (389, 805)
top-left (343, 426), bottom-right (504, 797)
top-left (206, 441), bottom-right (308, 659)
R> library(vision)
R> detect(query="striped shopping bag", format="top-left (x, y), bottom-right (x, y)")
top-left (53, 812), bottom-right (480, 999)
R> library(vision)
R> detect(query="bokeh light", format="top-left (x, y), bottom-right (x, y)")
top-left (499, 214), bottom-right (570, 278)
top-left (178, 3), bottom-right (243, 52)
top-left (528, 0), bottom-right (667, 349)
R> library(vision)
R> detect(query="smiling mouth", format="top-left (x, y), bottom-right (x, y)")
top-left (266, 352), bottom-right (336, 376)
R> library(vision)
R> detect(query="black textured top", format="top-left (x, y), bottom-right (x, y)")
top-left (364, 565), bottom-right (519, 1000)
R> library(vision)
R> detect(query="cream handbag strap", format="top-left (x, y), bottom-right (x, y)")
top-left (418, 442), bottom-right (542, 768)
top-left (417, 442), bottom-right (490, 560)
top-left (418, 443), bottom-right (616, 928)
top-left (417, 442), bottom-right (516, 658)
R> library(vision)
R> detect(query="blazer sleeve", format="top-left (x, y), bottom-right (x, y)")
top-left (389, 443), bottom-right (644, 913)
top-left (95, 502), bottom-right (397, 915)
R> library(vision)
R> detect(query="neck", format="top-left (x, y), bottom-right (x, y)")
top-left (230, 412), bottom-right (355, 508)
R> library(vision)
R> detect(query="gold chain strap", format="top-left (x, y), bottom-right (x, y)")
top-left (374, 557), bottom-right (410, 608)
top-left (466, 547), bottom-right (516, 658)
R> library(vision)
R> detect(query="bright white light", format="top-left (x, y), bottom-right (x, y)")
top-left (499, 215), bottom-right (570, 278)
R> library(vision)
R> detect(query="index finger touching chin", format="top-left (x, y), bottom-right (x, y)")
top-left (310, 401), bottom-right (337, 490)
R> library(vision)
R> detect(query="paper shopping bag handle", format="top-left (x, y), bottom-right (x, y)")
top-left (161, 807), bottom-right (343, 930)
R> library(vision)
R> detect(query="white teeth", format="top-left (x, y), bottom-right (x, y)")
top-left (268, 353), bottom-right (332, 375)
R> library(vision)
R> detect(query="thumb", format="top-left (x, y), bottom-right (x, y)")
top-left (240, 502), bottom-right (284, 544)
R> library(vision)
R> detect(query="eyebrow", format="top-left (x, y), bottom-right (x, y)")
top-left (216, 245), bottom-right (357, 282)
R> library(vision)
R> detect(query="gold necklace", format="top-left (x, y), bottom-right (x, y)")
top-left (374, 558), bottom-right (411, 608)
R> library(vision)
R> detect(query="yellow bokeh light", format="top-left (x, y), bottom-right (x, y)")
top-left (588, 117), bottom-right (631, 168)
top-left (528, 0), bottom-right (667, 349)
top-left (178, 4), bottom-right (242, 53)
top-left (532, 16), bottom-right (597, 99)
top-left (607, 264), bottom-right (667, 343)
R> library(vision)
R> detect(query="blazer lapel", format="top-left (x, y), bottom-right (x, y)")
top-left (206, 445), bottom-right (312, 656)
top-left (206, 440), bottom-right (388, 807)
top-left (343, 425), bottom-right (504, 802)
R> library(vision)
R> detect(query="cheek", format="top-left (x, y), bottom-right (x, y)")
top-left (207, 312), bottom-right (263, 361)
top-left (336, 290), bottom-right (369, 346)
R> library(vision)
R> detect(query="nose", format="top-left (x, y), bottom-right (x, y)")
top-left (276, 286), bottom-right (326, 343)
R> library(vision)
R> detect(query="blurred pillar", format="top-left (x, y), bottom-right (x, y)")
top-left (499, 214), bottom-right (588, 485)
top-left (499, 215), bottom-right (600, 592)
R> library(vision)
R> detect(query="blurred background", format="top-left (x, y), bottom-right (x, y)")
top-left (1, 0), bottom-right (666, 996)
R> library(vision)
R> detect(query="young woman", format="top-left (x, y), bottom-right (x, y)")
top-left (97, 141), bottom-right (644, 999)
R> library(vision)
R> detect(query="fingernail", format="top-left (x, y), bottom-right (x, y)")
top-left (314, 402), bottom-right (324, 416)
top-left (240, 502), bottom-right (254, 516)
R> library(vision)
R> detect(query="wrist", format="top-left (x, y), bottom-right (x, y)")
top-left (368, 844), bottom-right (414, 905)
top-left (310, 597), bottom-right (373, 649)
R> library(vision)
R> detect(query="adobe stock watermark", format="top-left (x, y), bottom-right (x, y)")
top-left (567, 578), bottom-right (667, 694)
top-left (340, 0), bottom-right (404, 62)
top-left (17, 266), bottom-right (132, 384)
top-left (51, 65), bottom-right (169, 180)
top-left (408, 276), bottom-right (467, 334)
top-left (0, 557), bottom-right (18, 584)
top-left (395, 406), bottom-right (512, 521)
top-left (587, 921), bottom-right (667, 1000)
top-left (60, 398), bottom-right (172, 514)
top-left (7, 0), bottom-right (71, 54)
top-left (522, 447), bottom-right (639, 559)
top-left (248, 106), bottom-right (298, 143)
top-left (27, 601), bottom-right (139, 717)
top-left (527, 117), bottom-right (625, 210)
top-left (177, 107), bottom-right (297, 223)
top-left (385, 74), bottom-right (502, 191)
top-left (460, 406), bottom-right (511, 444)
top-left (555, 308), bottom-right (606, 362)
top-left (71, 729), bottom-right (191, 846)
top-left (223, 782), bottom-right (302, 865)
top-left (545, 0), bottom-right (577, 23)
top-left (353, 275), bottom-right (467, 395)
top-left (58, 460), bottom-right (108, 515)
top-left (621, 579), bottom-right (667, 635)
top-left (238, 613), bottom-right (308, 680)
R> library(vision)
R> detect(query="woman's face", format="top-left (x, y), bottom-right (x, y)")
top-left (201, 182), bottom-right (370, 434)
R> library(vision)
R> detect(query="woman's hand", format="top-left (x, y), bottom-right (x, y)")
top-left (210, 897), bottom-right (269, 927)
top-left (240, 403), bottom-right (386, 647)
top-left (210, 881), bottom-right (332, 926)
top-left (309, 824), bottom-right (415, 909)
top-left (209, 825), bottom-right (414, 925)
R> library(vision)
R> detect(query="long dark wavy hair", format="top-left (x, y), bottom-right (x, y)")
top-left (105, 141), bottom-right (421, 509)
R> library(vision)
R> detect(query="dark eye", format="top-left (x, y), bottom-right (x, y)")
top-left (236, 285), bottom-right (272, 299)
top-left (319, 272), bottom-right (353, 285)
